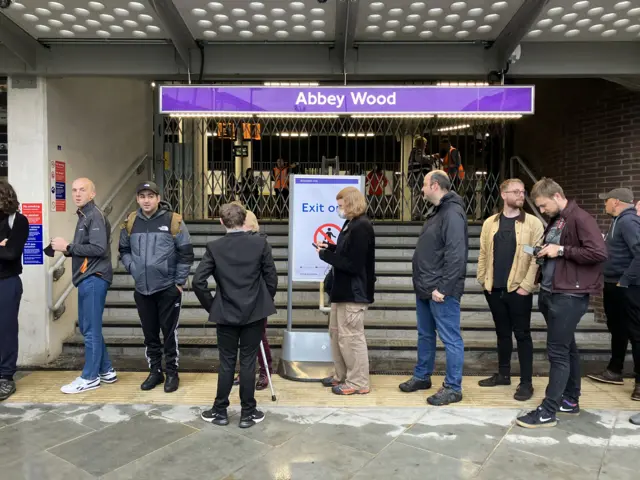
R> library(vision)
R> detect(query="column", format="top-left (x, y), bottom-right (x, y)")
top-left (401, 134), bottom-right (414, 221)
top-left (7, 76), bottom-right (51, 365)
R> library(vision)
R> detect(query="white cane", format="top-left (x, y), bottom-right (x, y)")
top-left (259, 340), bottom-right (277, 401)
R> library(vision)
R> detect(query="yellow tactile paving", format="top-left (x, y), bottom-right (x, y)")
top-left (6, 372), bottom-right (639, 410)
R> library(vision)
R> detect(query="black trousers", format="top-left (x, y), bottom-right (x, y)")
top-left (214, 320), bottom-right (264, 417)
top-left (603, 283), bottom-right (640, 382)
top-left (134, 286), bottom-right (182, 374)
top-left (539, 290), bottom-right (590, 414)
top-left (0, 276), bottom-right (22, 380)
top-left (484, 288), bottom-right (534, 384)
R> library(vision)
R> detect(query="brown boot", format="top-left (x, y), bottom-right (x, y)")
top-left (632, 383), bottom-right (640, 401)
top-left (587, 369), bottom-right (624, 385)
top-left (256, 374), bottom-right (269, 391)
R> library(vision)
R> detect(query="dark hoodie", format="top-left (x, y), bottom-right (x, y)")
top-left (604, 206), bottom-right (640, 286)
top-left (412, 191), bottom-right (468, 300)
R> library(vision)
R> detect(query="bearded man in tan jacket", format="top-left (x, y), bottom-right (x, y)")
top-left (476, 178), bottom-right (544, 401)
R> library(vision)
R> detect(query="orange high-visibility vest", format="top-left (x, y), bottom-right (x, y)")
top-left (273, 167), bottom-right (289, 189)
top-left (443, 147), bottom-right (465, 180)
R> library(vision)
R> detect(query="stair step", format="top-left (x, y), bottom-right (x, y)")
top-left (95, 314), bottom-right (605, 332)
top-left (185, 223), bottom-right (483, 236)
top-left (111, 275), bottom-right (481, 290)
top-left (188, 237), bottom-right (482, 249)
top-left (105, 291), bottom-right (560, 310)
top-left (112, 262), bottom-right (480, 275)
top-left (62, 333), bottom-right (617, 354)
top-left (190, 246), bottom-right (481, 261)
top-left (104, 304), bottom-right (595, 322)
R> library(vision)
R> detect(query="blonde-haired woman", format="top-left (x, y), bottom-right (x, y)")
top-left (230, 201), bottom-right (273, 390)
top-left (316, 186), bottom-right (376, 395)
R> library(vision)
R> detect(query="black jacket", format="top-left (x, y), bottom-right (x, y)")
top-left (319, 215), bottom-right (376, 304)
top-left (604, 206), bottom-right (640, 286)
top-left (192, 231), bottom-right (278, 326)
top-left (0, 211), bottom-right (29, 279)
top-left (412, 191), bottom-right (468, 300)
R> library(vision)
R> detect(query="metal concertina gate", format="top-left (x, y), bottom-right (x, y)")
top-left (158, 115), bottom-right (509, 222)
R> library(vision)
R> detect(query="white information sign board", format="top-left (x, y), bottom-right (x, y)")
top-left (289, 175), bottom-right (365, 283)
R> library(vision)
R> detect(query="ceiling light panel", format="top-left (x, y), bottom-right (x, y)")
top-left (3, 1), bottom-right (166, 40)
top-left (355, 0), bottom-right (525, 42)
top-left (526, 0), bottom-right (640, 41)
top-left (174, 0), bottom-right (336, 41)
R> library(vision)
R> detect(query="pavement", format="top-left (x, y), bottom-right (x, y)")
top-left (1, 402), bottom-right (639, 479)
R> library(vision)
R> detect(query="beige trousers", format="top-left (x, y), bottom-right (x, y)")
top-left (329, 302), bottom-right (370, 389)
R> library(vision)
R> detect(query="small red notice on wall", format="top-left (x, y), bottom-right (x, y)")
top-left (22, 203), bottom-right (43, 224)
top-left (50, 160), bottom-right (66, 211)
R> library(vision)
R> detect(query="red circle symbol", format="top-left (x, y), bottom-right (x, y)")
top-left (314, 223), bottom-right (341, 245)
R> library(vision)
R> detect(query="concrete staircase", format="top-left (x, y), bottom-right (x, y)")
top-left (60, 222), bottom-right (620, 375)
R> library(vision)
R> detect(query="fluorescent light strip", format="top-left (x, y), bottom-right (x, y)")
top-left (341, 133), bottom-right (376, 137)
top-left (437, 124), bottom-right (471, 132)
top-left (257, 114), bottom-right (339, 119)
top-left (277, 132), bottom-right (310, 137)
top-left (350, 114), bottom-right (434, 119)
top-left (263, 82), bottom-right (320, 86)
top-left (437, 81), bottom-right (490, 86)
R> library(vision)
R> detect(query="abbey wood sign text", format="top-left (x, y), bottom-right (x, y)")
top-left (295, 91), bottom-right (397, 109)
top-left (159, 86), bottom-right (536, 115)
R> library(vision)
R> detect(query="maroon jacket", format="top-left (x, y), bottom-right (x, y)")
top-left (536, 200), bottom-right (607, 294)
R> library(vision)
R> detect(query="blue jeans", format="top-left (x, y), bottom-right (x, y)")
top-left (78, 275), bottom-right (112, 380)
top-left (414, 295), bottom-right (464, 392)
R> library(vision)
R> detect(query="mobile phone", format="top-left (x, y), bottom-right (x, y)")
top-left (523, 245), bottom-right (535, 255)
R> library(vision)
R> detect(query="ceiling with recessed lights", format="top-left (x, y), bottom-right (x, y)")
top-left (355, 0), bottom-right (524, 41)
top-left (3, 1), bottom-right (165, 40)
top-left (1, 0), bottom-right (638, 42)
top-left (527, 0), bottom-right (640, 41)
top-left (176, 0), bottom-right (337, 42)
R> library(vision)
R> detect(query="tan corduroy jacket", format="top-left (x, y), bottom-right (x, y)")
top-left (477, 210), bottom-right (545, 293)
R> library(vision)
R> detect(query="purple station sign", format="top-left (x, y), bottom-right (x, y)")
top-left (160, 85), bottom-right (534, 115)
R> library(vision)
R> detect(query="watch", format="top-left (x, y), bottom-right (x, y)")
top-left (558, 246), bottom-right (564, 257)
top-left (66, 244), bottom-right (73, 254)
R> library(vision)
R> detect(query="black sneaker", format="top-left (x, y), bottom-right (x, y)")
top-left (0, 379), bottom-right (16, 401)
top-left (141, 370), bottom-right (164, 391)
top-left (587, 369), bottom-right (624, 385)
top-left (514, 383), bottom-right (534, 402)
top-left (164, 373), bottom-right (179, 393)
top-left (201, 409), bottom-right (229, 426)
top-left (427, 386), bottom-right (463, 406)
top-left (516, 407), bottom-right (557, 428)
top-left (399, 376), bottom-right (432, 393)
top-left (478, 373), bottom-right (511, 387)
top-left (239, 410), bottom-right (266, 429)
top-left (558, 398), bottom-right (580, 415)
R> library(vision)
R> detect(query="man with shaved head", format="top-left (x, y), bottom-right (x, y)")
top-left (51, 177), bottom-right (116, 394)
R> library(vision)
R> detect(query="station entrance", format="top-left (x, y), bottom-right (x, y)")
top-left (158, 113), bottom-right (518, 222)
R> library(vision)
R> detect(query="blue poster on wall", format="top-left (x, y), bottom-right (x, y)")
top-left (23, 225), bottom-right (43, 265)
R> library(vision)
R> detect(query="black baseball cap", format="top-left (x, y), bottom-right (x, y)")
top-left (136, 181), bottom-right (160, 195)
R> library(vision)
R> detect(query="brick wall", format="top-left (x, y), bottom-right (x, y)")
top-left (513, 78), bottom-right (640, 321)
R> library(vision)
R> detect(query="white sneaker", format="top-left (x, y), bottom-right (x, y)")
top-left (100, 369), bottom-right (118, 384)
top-left (60, 376), bottom-right (101, 394)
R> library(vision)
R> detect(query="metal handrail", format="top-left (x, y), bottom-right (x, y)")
top-left (319, 281), bottom-right (331, 314)
top-left (47, 153), bottom-right (150, 320)
top-left (509, 155), bottom-right (548, 228)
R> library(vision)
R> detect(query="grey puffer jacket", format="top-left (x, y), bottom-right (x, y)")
top-left (118, 202), bottom-right (194, 295)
